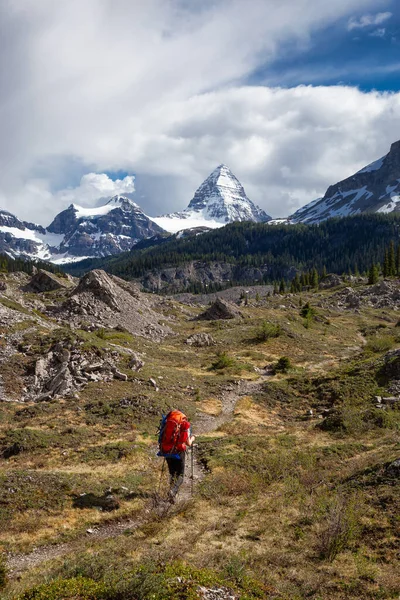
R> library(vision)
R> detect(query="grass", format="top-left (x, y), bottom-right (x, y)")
top-left (2, 279), bottom-right (400, 599)
top-left (0, 297), bottom-right (31, 315)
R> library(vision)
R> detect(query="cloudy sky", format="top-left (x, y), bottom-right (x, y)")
top-left (1, 0), bottom-right (400, 223)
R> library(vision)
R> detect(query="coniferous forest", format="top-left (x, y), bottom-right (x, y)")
top-left (65, 214), bottom-right (400, 288)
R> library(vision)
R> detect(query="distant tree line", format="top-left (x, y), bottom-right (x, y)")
top-left (64, 214), bottom-right (400, 290)
top-left (0, 254), bottom-right (64, 276)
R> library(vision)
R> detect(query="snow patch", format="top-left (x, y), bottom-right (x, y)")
top-left (356, 155), bottom-right (385, 174)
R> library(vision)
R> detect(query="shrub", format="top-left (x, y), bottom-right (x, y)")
top-left (1, 428), bottom-right (53, 458)
top-left (210, 351), bottom-right (235, 371)
top-left (16, 576), bottom-right (109, 599)
top-left (365, 335), bottom-right (395, 353)
top-left (273, 356), bottom-right (292, 374)
top-left (0, 555), bottom-right (7, 590)
top-left (254, 321), bottom-right (281, 342)
top-left (299, 302), bottom-right (315, 319)
top-left (316, 495), bottom-right (361, 561)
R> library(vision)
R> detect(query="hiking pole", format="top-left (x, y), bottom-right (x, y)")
top-left (191, 445), bottom-right (194, 497)
top-left (157, 458), bottom-right (166, 497)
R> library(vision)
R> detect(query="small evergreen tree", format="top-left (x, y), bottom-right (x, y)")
top-left (311, 268), bottom-right (319, 289)
top-left (383, 249), bottom-right (390, 278)
top-left (279, 279), bottom-right (286, 294)
top-left (389, 241), bottom-right (396, 276)
top-left (368, 263), bottom-right (379, 285)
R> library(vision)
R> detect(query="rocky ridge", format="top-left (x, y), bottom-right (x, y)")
top-left (291, 140), bottom-right (400, 223)
top-left (0, 196), bottom-right (165, 264)
top-left (56, 270), bottom-right (173, 341)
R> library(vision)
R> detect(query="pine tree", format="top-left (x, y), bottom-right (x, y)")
top-left (279, 279), bottom-right (286, 294)
top-left (389, 241), bottom-right (396, 276)
top-left (396, 245), bottom-right (400, 276)
top-left (322, 265), bottom-right (327, 280)
top-left (368, 263), bottom-right (379, 285)
top-left (311, 268), bottom-right (319, 289)
top-left (383, 249), bottom-right (390, 278)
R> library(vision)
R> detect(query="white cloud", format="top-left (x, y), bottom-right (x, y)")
top-left (128, 85), bottom-right (400, 218)
top-left (4, 174), bottom-right (135, 226)
top-left (54, 173), bottom-right (135, 208)
top-left (0, 0), bottom-right (394, 223)
top-left (347, 11), bottom-right (392, 30)
top-left (369, 27), bottom-right (386, 37)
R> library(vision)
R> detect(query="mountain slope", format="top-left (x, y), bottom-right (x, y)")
top-left (153, 164), bottom-right (271, 232)
top-left (0, 196), bottom-right (165, 264)
top-left (291, 140), bottom-right (400, 223)
top-left (65, 214), bottom-right (400, 292)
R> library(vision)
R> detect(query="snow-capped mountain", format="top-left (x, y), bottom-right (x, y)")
top-left (291, 140), bottom-right (400, 224)
top-left (0, 196), bottom-right (165, 264)
top-left (153, 164), bottom-right (271, 233)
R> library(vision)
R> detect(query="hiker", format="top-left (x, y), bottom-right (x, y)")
top-left (158, 410), bottom-right (195, 501)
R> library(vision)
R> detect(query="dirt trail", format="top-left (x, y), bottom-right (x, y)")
top-left (6, 377), bottom-right (265, 576)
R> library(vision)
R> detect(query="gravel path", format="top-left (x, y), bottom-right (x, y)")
top-left (6, 377), bottom-right (265, 576)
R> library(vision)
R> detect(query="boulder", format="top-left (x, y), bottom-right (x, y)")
top-left (196, 298), bottom-right (242, 321)
top-left (25, 269), bottom-right (68, 293)
top-left (319, 274), bottom-right (342, 289)
top-left (185, 333), bottom-right (216, 347)
top-left (72, 270), bottom-right (120, 311)
top-left (128, 353), bottom-right (145, 371)
top-left (386, 458), bottom-right (400, 478)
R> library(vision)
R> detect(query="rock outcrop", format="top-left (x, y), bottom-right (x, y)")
top-left (27, 341), bottom-right (124, 402)
top-left (24, 269), bottom-right (71, 293)
top-left (55, 270), bottom-right (173, 341)
top-left (185, 333), bottom-right (216, 347)
top-left (196, 298), bottom-right (242, 321)
top-left (329, 279), bottom-right (400, 310)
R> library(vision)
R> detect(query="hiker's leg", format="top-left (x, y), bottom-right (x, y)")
top-left (171, 455), bottom-right (186, 496)
top-left (165, 458), bottom-right (173, 486)
top-left (166, 458), bottom-right (179, 486)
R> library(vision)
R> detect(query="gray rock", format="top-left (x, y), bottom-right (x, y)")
top-left (113, 369), bottom-right (128, 381)
top-left (319, 274), bottom-right (342, 289)
top-left (185, 333), bottom-right (216, 347)
top-left (196, 298), bottom-right (242, 321)
top-left (72, 270), bottom-right (121, 311)
top-left (128, 353), bottom-right (145, 371)
top-left (386, 458), bottom-right (400, 477)
top-left (24, 269), bottom-right (69, 293)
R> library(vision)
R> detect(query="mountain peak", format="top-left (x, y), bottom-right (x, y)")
top-left (390, 139), bottom-right (400, 154)
top-left (291, 139), bottom-right (400, 224)
top-left (153, 165), bottom-right (271, 233)
top-left (106, 195), bottom-right (139, 209)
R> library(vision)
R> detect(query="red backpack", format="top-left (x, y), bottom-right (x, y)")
top-left (158, 410), bottom-right (189, 456)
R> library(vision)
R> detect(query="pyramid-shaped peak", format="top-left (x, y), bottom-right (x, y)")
top-left (185, 165), bottom-right (271, 223)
